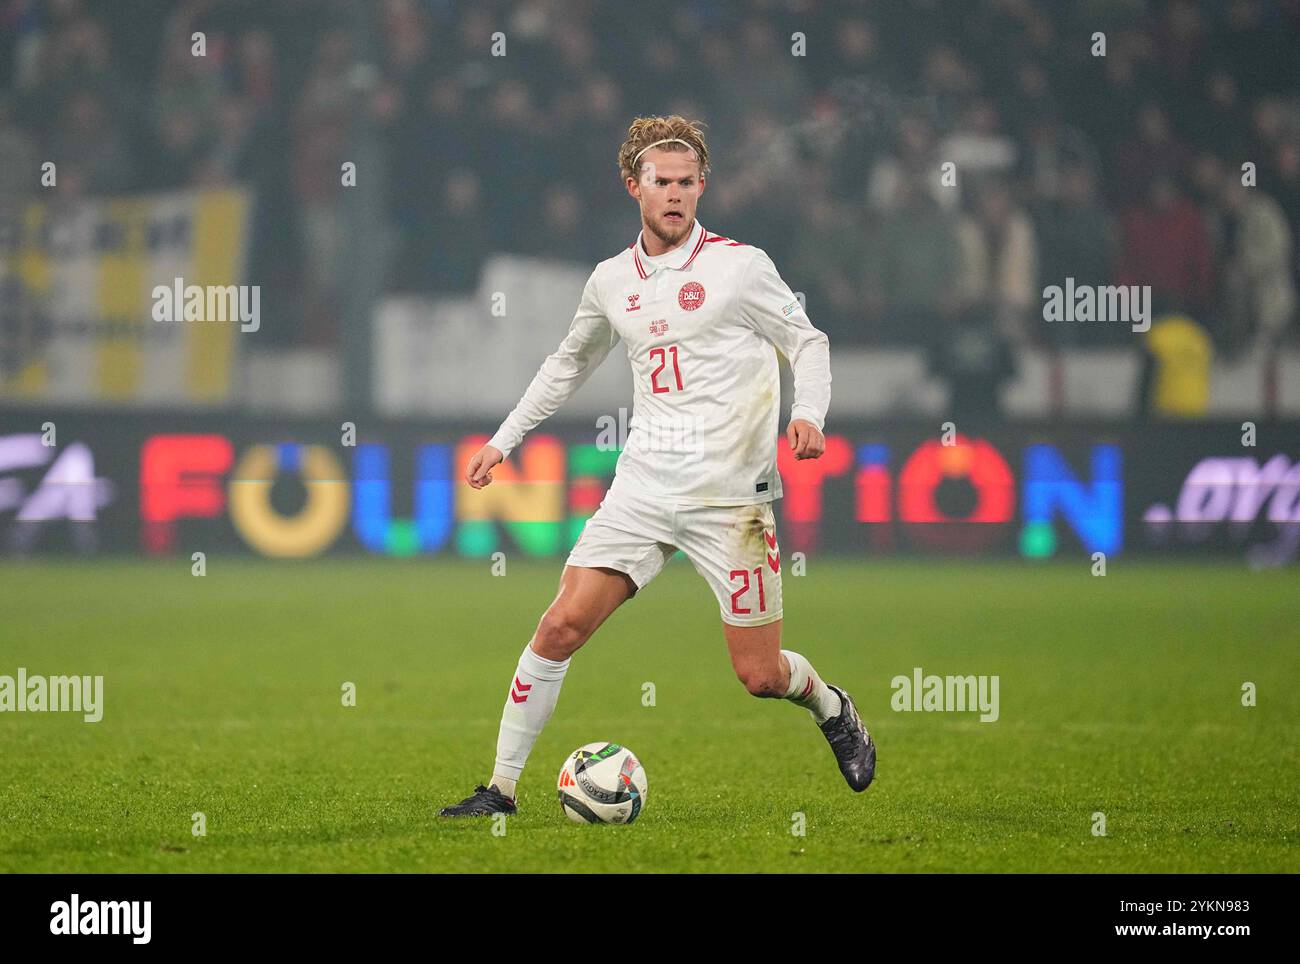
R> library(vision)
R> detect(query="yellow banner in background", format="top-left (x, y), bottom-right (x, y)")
top-left (0, 187), bottom-right (251, 407)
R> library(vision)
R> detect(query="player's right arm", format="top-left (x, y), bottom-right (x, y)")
top-left (468, 272), bottom-right (619, 488)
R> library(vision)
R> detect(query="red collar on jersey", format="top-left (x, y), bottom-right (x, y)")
top-left (630, 219), bottom-right (708, 279)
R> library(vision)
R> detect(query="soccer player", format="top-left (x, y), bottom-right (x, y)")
top-left (440, 116), bottom-right (875, 817)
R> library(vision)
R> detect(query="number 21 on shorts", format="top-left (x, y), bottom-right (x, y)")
top-left (729, 567), bottom-right (768, 615)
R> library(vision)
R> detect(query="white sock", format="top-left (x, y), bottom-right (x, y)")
top-left (490, 775), bottom-right (518, 800)
top-left (782, 650), bottom-right (841, 724)
top-left (492, 642), bottom-right (571, 798)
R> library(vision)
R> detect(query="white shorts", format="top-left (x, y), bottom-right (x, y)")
top-left (565, 485), bottom-right (783, 627)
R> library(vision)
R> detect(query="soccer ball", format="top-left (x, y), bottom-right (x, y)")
top-left (556, 742), bottom-right (648, 824)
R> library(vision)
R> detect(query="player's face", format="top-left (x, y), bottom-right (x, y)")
top-left (627, 149), bottom-right (705, 249)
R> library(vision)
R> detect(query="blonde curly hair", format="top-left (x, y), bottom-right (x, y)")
top-left (617, 115), bottom-right (710, 183)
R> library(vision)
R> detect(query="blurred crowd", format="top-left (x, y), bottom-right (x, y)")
top-left (2, 0), bottom-right (1299, 371)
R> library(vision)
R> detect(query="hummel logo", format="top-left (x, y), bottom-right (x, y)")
top-left (510, 676), bottom-right (532, 703)
top-left (765, 530), bottom-right (779, 572)
top-left (626, 294), bottom-right (641, 312)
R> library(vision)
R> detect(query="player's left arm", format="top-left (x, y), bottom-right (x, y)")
top-left (737, 249), bottom-right (831, 460)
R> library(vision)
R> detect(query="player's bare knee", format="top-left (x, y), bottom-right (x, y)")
top-left (737, 666), bottom-right (784, 698)
top-left (533, 608), bottom-right (592, 660)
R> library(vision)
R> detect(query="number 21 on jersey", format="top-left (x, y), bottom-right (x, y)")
top-left (648, 345), bottom-right (684, 393)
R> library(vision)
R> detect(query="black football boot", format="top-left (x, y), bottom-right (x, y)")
top-left (438, 783), bottom-right (518, 816)
top-left (819, 684), bottom-right (877, 791)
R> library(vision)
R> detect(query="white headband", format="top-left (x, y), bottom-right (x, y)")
top-left (633, 137), bottom-right (697, 167)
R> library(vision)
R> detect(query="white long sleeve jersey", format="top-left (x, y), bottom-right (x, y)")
top-left (486, 219), bottom-right (832, 505)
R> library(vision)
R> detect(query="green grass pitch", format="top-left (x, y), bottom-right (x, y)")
top-left (1, 556), bottom-right (1296, 873)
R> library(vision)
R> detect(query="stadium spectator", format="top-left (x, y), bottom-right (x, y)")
top-left (1117, 175), bottom-right (1216, 320)
top-left (868, 114), bottom-right (955, 214)
top-left (956, 177), bottom-right (1039, 343)
top-left (50, 87), bottom-right (135, 197)
top-left (1271, 140), bottom-right (1300, 295)
top-left (789, 191), bottom-right (867, 344)
top-left (864, 172), bottom-right (963, 345)
top-left (392, 167), bottom-right (488, 295)
top-left (1021, 112), bottom-right (1101, 205)
top-left (940, 99), bottom-right (1018, 184)
top-left (1111, 103), bottom-right (1192, 205)
top-left (290, 26), bottom-right (355, 345)
top-left (1034, 164), bottom-right (1120, 345)
top-left (1215, 170), bottom-right (1297, 353)
top-left (0, 95), bottom-right (38, 201)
